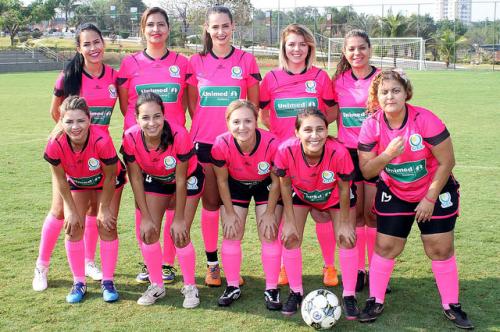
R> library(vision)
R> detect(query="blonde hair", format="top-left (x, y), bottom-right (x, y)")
top-left (51, 95), bottom-right (90, 139)
top-left (367, 69), bottom-right (413, 113)
top-left (279, 24), bottom-right (316, 71)
top-left (225, 99), bottom-right (258, 122)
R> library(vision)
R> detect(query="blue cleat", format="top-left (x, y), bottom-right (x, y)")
top-left (101, 280), bottom-right (119, 302)
top-left (66, 282), bottom-right (87, 303)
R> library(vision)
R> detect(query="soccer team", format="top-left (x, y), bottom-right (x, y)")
top-left (31, 5), bottom-right (474, 329)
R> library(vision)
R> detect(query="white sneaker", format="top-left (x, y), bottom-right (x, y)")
top-left (32, 265), bottom-right (48, 291)
top-left (137, 284), bottom-right (166, 305)
top-left (181, 285), bottom-right (200, 309)
top-left (85, 262), bottom-right (103, 281)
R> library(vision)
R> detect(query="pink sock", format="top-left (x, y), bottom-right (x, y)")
top-left (339, 247), bottom-right (358, 297)
top-left (37, 214), bottom-right (64, 267)
top-left (356, 226), bottom-right (366, 271)
top-left (221, 239), bottom-right (242, 288)
top-left (100, 239), bottom-right (119, 281)
top-left (163, 210), bottom-right (176, 265)
top-left (366, 227), bottom-right (377, 266)
top-left (369, 253), bottom-right (395, 303)
top-left (201, 208), bottom-right (219, 254)
top-left (65, 240), bottom-right (86, 284)
top-left (432, 255), bottom-right (459, 310)
top-left (135, 208), bottom-right (142, 248)
top-left (315, 222), bottom-right (336, 267)
top-left (176, 242), bottom-right (196, 286)
top-left (282, 247), bottom-right (303, 294)
top-left (84, 215), bottom-right (99, 263)
top-left (141, 242), bottom-right (163, 285)
top-left (261, 240), bottom-right (281, 289)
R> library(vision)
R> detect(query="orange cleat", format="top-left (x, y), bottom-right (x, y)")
top-left (239, 276), bottom-right (245, 286)
top-left (323, 266), bottom-right (339, 287)
top-left (205, 264), bottom-right (222, 287)
top-left (278, 266), bottom-right (289, 286)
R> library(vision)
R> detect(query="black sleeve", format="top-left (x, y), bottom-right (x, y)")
top-left (424, 128), bottom-right (450, 146)
top-left (53, 88), bottom-right (64, 97)
top-left (274, 168), bottom-right (286, 177)
top-left (251, 73), bottom-right (262, 81)
top-left (338, 171), bottom-right (355, 181)
top-left (259, 100), bottom-right (270, 109)
top-left (211, 158), bottom-right (226, 167)
top-left (323, 98), bottom-right (337, 107)
top-left (119, 145), bottom-right (136, 163)
top-left (116, 77), bottom-right (128, 86)
top-left (44, 153), bottom-right (61, 166)
top-left (177, 147), bottom-right (196, 162)
top-left (101, 156), bottom-right (119, 165)
top-left (358, 142), bottom-right (377, 152)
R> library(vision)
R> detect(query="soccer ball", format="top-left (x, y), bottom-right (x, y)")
top-left (301, 289), bottom-right (342, 330)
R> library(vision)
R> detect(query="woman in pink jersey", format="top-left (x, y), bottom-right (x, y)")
top-left (331, 30), bottom-right (382, 293)
top-left (33, 23), bottom-right (118, 291)
top-left (44, 96), bottom-right (124, 303)
top-left (118, 7), bottom-right (187, 284)
top-left (211, 100), bottom-right (282, 309)
top-left (260, 24), bottom-right (340, 289)
top-left (122, 92), bottom-right (203, 308)
top-left (357, 70), bottom-right (473, 329)
top-left (187, 6), bottom-right (261, 286)
top-left (275, 109), bottom-right (360, 318)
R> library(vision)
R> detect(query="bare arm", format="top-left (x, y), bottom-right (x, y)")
top-left (97, 163), bottom-right (117, 232)
top-left (49, 95), bottom-right (64, 123)
top-left (325, 104), bottom-right (338, 125)
top-left (259, 108), bottom-right (270, 129)
top-left (359, 136), bottom-right (405, 179)
top-left (247, 83), bottom-right (259, 108)
top-left (117, 85), bottom-right (128, 117)
top-left (51, 165), bottom-right (82, 236)
top-left (186, 84), bottom-right (198, 119)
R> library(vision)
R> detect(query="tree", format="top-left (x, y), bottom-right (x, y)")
top-left (58, 0), bottom-right (79, 31)
top-left (435, 28), bottom-right (467, 67)
top-left (382, 10), bottom-right (408, 37)
top-left (160, 0), bottom-right (190, 46)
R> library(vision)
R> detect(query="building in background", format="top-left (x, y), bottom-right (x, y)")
top-left (435, 0), bottom-right (472, 23)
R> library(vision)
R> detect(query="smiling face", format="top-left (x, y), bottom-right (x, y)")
top-left (205, 12), bottom-right (234, 49)
top-left (61, 109), bottom-right (90, 145)
top-left (343, 35), bottom-right (371, 70)
top-left (143, 12), bottom-right (169, 46)
top-left (137, 101), bottom-right (164, 139)
top-left (77, 29), bottom-right (104, 66)
top-left (227, 106), bottom-right (257, 144)
top-left (284, 32), bottom-right (309, 68)
top-left (296, 115), bottom-right (328, 157)
top-left (377, 78), bottom-right (408, 115)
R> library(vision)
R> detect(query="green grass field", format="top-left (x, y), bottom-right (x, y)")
top-left (0, 70), bottom-right (499, 331)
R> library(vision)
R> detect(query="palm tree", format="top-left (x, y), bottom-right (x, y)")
top-left (381, 11), bottom-right (408, 67)
top-left (435, 28), bottom-right (467, 68)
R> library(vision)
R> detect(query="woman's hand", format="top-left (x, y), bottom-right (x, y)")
top-left (170, 218), bottom-right (189, 248)
top-left (140, 215), bottom-right (159, 244)
top-left (64, 210), bottom-right (84, 237)
top-left (222, 212), bottom-right (243, 240)
top-left (415, 198), bottom-right (435, 223)
top-left (281, 221), bottom-right (300, 248)
top-left (335, 221), bottom-right (356, 248)
top-left (97, 206), bottom-right (116, 232)
top-left (257, 211), bottom-right (278, 242)
top-left (383, 136), bottom-right (405, 159)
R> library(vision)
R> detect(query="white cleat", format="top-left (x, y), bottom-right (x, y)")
top-left (32, 265), bottom-right (49, 292)
top-left (137, 284), bottom-right (166, 306)
top-left (85, 262), bottom-right (103, 281)
top-left (181, 285), bottom-right (200, 309)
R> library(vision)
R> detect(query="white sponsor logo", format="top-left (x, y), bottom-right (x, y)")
top-left (439, 192), bottom-right (453, 208)
top-left (381, 192), bottom-right (392, 202)
top-left (187, 176), bottom-right (198, 190)
top-left (88, 158), bottom-right (100, 171)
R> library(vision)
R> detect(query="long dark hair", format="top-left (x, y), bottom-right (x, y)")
top-left (135, 92), bottom-right (173, 151)
top-left (333, 29), bottom-right (371, 81)
top-left (63, 23), bottom-right (104, 96)
top-left (201, 6), bottom-right (233, 56)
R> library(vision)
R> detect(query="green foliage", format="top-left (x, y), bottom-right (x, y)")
top-left (119, 31), bottom-right (129, 39)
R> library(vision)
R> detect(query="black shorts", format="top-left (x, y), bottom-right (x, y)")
top-left (292, 182), bottom-right (357, 210)
top-left (69, 161), bottom-right (127, 191)
top-left (348, 148), bottom-right (378, 184)
top-left (143, 163), bottom-right (205, 197)
top-left (195, 142), bottom-right (213, 164)
top-left (374, 177), bottom-right (460, 238)
top-left (228, 176), bottom-right (281, 208)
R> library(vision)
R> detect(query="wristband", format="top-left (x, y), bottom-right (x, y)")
top-left (424, 196), bottom-right (436, 204)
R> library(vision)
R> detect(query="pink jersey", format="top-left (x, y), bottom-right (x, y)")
top-left (332, 67), bottom-right (380, 149)
top-left (44, 126), bottom-right (119, 189)
top-left (274, 137), bottom-right (354, 210)
top-left (260, 66), bottom-right (335, 141)
top-left (187, 47), bottom-right (261, 144)
top-left (117, 50), bottom-right (190, 129)
top-left (358, 104), bottom-right (450, 202)
top-left (121, 122), bottom-right (198, 183)
top-left (54, 64), bottom-right (118, 129)
top-left (211, 128), bottom-right (278, 182)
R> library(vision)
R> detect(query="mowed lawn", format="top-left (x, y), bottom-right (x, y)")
top-left (0, 69), bottom-right (498, 331)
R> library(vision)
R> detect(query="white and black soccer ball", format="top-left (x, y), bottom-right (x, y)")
top-left (301, 289), bottom-right (342, 330)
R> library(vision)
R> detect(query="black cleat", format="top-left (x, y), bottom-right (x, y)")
top-left (342, 295), bottom-right (360, 320)
top-left (359, 297), bottom-right (384, 323)
top-left (356, 270), bottom-right (366, 292)
top-left (281, 291), bottom-right (303, 316)
top-left (264, 288), bottom-right (282, 311)
top-left (444, 303), bottom-right (474, 330)
top-left (218, 286), bottom-right (241, 307)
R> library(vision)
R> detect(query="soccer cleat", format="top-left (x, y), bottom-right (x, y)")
top-left (342, 295), bottom-right (360, 320)
top-left (281, 291), bottom-right (303, 316)
top-left (162, 265), bottom-right (176, 284)
top-left (136, 263), bottom-right (150, 284)
top-left (205, 264), bottom-right (222, 287)
top-left (444, 303), bottom-right (474, 330)
top-left (218, 286), bottom-right (241, 307)
top-left (181, 285), bottom-right (200, 309)
top-left (66, 282), bottom-right (87, 303)
top-left (323, 266), bottom-right (339, 287)
top-left (356, 270), bottom-right (366, 292)
top-left (264, 288), bottom-right (282, 311)
top-left (137, 284), bottom-right (166, 305)
top-left (32, 265), bottom-right (49, 292)
top-left (101, 280), bottom-right (119, 303)
top-left (359, 297), bottom-right (384, 323)
top-left (278, 266), bottom-right (289, 286)
top-left (239, 276), bottom-right (245, 286)
top-left (85, 262), bottom-right (103, 281)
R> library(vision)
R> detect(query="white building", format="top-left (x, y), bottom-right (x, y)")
top-left (435, 0), bottom-right (472, 23)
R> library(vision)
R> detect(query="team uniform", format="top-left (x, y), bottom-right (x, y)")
top-left (187, 47), bottom-right (261, 162)
top-left (332, 66), bottom-right (379, 183)
top-left (54, 65), bottom-right (118, 131)
top-left (211, 128), bottom-right (279, 207)
top-left (358, 104), bottom-right (459, 238)
top-left (117, 50), bottom-right (191, 129)
top-left (121, 122), bottom-right (204, 197)
top-left (259, 66), bottom-right (335, 141)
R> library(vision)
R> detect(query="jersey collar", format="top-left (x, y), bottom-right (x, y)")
top-left (383, 104), bottom-right (409, 130)
top-left (351, 66), bottom-right (377, 81)
top-left (82, 65), bottom-right (105, 79)
top-left (300, 141), bottom-right (325, 168)
top-left (66, 129), bottom-right (90, 153)
top-left (209, 46), bottom-right (235, 60)
top-left (285, 67), bottom-right (308, 75)
top-left (234, 129), bottom-right (261, 156)
top-left (143, 49), bottom-right (170, 61)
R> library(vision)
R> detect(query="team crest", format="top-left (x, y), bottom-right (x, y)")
top-left (88, 158), bottom-right (100, 171)
top-left (322, 170), bottom-right (335, 184)
top-left (164, 156), bottom-right (176, 170)
top-left (169, 65), bottom-right (180, 78)
top-left (439, 192), bottom-right (453, 208)
top-left (257, 161), bottom-right (270, 175)
top-left (305, 80), bottom-right (317, 93)
top-left (231, 66), bottom-right (243, 79)
top-left (409, 134), bottom-right (424, 151)
top-left (108, 84), bottom-right (117, 98)
top-left (187, 176), bottom-right (198, 190)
